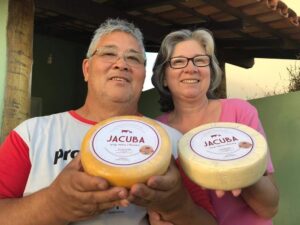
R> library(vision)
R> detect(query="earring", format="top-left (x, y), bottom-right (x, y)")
top-left (163, 79), bottom-right (167, 87)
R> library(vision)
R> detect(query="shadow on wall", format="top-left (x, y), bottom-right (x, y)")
top-left (139, 88), bottom-right (300, 225)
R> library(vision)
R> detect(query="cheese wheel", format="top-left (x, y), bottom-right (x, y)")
top-left (179, 122), bottom-right (268, 190)
top-left (81, 115), bottom-right (171, 188)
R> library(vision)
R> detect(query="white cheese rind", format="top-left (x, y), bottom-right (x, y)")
top-left (81, 116), bottom-right (171, 188)
top-left (179, 122), bottom-right (268, 190)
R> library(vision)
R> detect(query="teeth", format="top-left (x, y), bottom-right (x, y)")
top-left (111, 77), bottom-right (127, 82)
top-left (182, 79), bottom-right (199, 83)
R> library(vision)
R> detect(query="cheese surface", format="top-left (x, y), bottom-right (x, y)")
top-left (81, 116), bottom-right (171, 187)
top-left (179, 122), bottom-right (268, 190)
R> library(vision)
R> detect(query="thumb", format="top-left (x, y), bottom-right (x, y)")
top-left (148, 210), bottom-right (161, 221)
top-left (65, 152), bottom-right (83, 171)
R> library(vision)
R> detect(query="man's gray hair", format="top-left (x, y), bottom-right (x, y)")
top-left (86, 18), bottom-right (145, 58)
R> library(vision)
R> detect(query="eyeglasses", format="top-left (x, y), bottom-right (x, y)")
top-left (168, 55), bottom-right (211, 69)
top-left (90, 47), bottom-right (145, 67)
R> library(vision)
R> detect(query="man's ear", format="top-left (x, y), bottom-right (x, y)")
top-left (82, 58), bottom-right (90, 82)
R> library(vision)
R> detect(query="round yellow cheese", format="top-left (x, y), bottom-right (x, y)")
top-left (179, 122), bottom-right (268, 190)
top-left (81, 115), bottom-right (171, 188)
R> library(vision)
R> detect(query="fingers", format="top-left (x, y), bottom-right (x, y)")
top-left (65, 155), bottom-right (129, 200)
top-left (65, 152), bottom-right (83, 170)
top-left (148, 211), bottom-right (174, 225)
top-left (73, 172), bottom-right (110, 192)
top-left (51, 180), bottom-right (128, 221)
top-left (92, 188), bottom-right (129, 211)
top-left (232, 189), bottom-right (242, 197)
top-left (66, 190), bottom-right (128, 219)
top-left (81, 186), bottom-right (128, 203)
top-left (128, 183), bottom-right (155, 205)
top-left (215, 189), bottom-right (242, 198)
top-left (119, 199), bottom-right (130, 207)
top-left (215, 190), bottom-right (225, 198)
top-left (77, 189), bottom-right (129, 217)
top-left (64, 155), bottom-right (110, 192)
top-left (148, 210), bottom-right (161, 220)
top-left (48, 155), bottom-right (131, 221)
top-left (127, 160), bottom-right (185, 212)
top-left (96, 200), bottom-right (123, 212)
top-left (147, 161), bottom-right (179, 191)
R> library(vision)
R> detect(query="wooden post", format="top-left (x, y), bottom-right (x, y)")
top-left (0, 0), bottom-right (34, 142)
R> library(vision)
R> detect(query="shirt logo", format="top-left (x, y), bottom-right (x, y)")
top-left (54, 149), bottom-right (79, 164)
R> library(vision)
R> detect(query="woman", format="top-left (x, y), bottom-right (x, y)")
top-left (151, 28), bottom-right (279, 225)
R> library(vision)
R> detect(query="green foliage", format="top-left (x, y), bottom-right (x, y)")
top-left (260, 60), bottom-right (300, 98)
top-left (287, 61), bottom-right (300, 92)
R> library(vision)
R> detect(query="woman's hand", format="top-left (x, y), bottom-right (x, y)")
top-left (213, 174), bottom-right (279, 218)
top-left (215, 189), bottom-right (242, 198)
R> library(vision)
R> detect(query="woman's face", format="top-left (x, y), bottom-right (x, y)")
top-left (164, 39), bottom-right (211, 102)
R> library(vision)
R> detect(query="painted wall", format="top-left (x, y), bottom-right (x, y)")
top-left (251, 91), bottom-right (300, 225)
top-left (0, 0), bottom-right (8, 133)
top-left (139, 89), bottom-right (300, 225)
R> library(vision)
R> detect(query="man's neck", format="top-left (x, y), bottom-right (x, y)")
top-left (75, 101), bottom-right (139, 123)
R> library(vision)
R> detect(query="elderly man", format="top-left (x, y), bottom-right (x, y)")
top-left (0, 19), bottom-right (216, 225)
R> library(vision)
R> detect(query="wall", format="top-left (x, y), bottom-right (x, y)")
top-left (139, 89), bottom-right (300, 225)
top-left (138, 89), bottom-right (161, 117)
top-left (32, 34), bottom-right (87, 116)
top-left (251, 91), bottom-right (300, 225)
top-left (0, 0), bottom-right (8, 133)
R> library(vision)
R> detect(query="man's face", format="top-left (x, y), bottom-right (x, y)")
top-left (83, 31), bottom-right (145, 106)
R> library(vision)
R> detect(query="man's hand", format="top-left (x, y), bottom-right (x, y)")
top-left (148, 210), bottom-right (174, 225)
top-left (126, 158), bottom-right (217, 225)
top-left (126, 158), bottom-right (186, 213)
top-left (45, 154), bottom-right (129, 223)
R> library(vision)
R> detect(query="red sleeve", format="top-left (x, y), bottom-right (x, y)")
top-left (0, 131), bottom-right (31, 198)
top-left (175, 159), bottom-right (216, 217)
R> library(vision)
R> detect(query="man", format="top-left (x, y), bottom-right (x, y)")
top-left (0, 19), bottom-right (216, 225)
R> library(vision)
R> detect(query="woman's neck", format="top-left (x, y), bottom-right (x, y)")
top-left (168, 98), bottom-right (220, 133)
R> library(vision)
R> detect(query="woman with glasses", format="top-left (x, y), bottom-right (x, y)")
top-left (151, 29), bottom-right (279, 225)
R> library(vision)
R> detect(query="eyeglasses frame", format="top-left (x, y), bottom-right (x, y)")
top-left (168, 55), bottom-right (211, 69)
top-left (90, 48), bottom-right (146, 67)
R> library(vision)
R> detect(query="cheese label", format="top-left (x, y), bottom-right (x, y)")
top-left (190, 127), bottom-right (254, 161)
top-left (90, 120), bottom-right (160, 166)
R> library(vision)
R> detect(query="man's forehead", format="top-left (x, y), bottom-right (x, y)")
top-left (98, 45), bottom-right (140, 54)
top-left (97, 31), bottom-right (141, 51)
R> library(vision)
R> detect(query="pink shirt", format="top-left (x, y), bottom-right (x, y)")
top-left (156, 98), bottom-right (274, 225)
